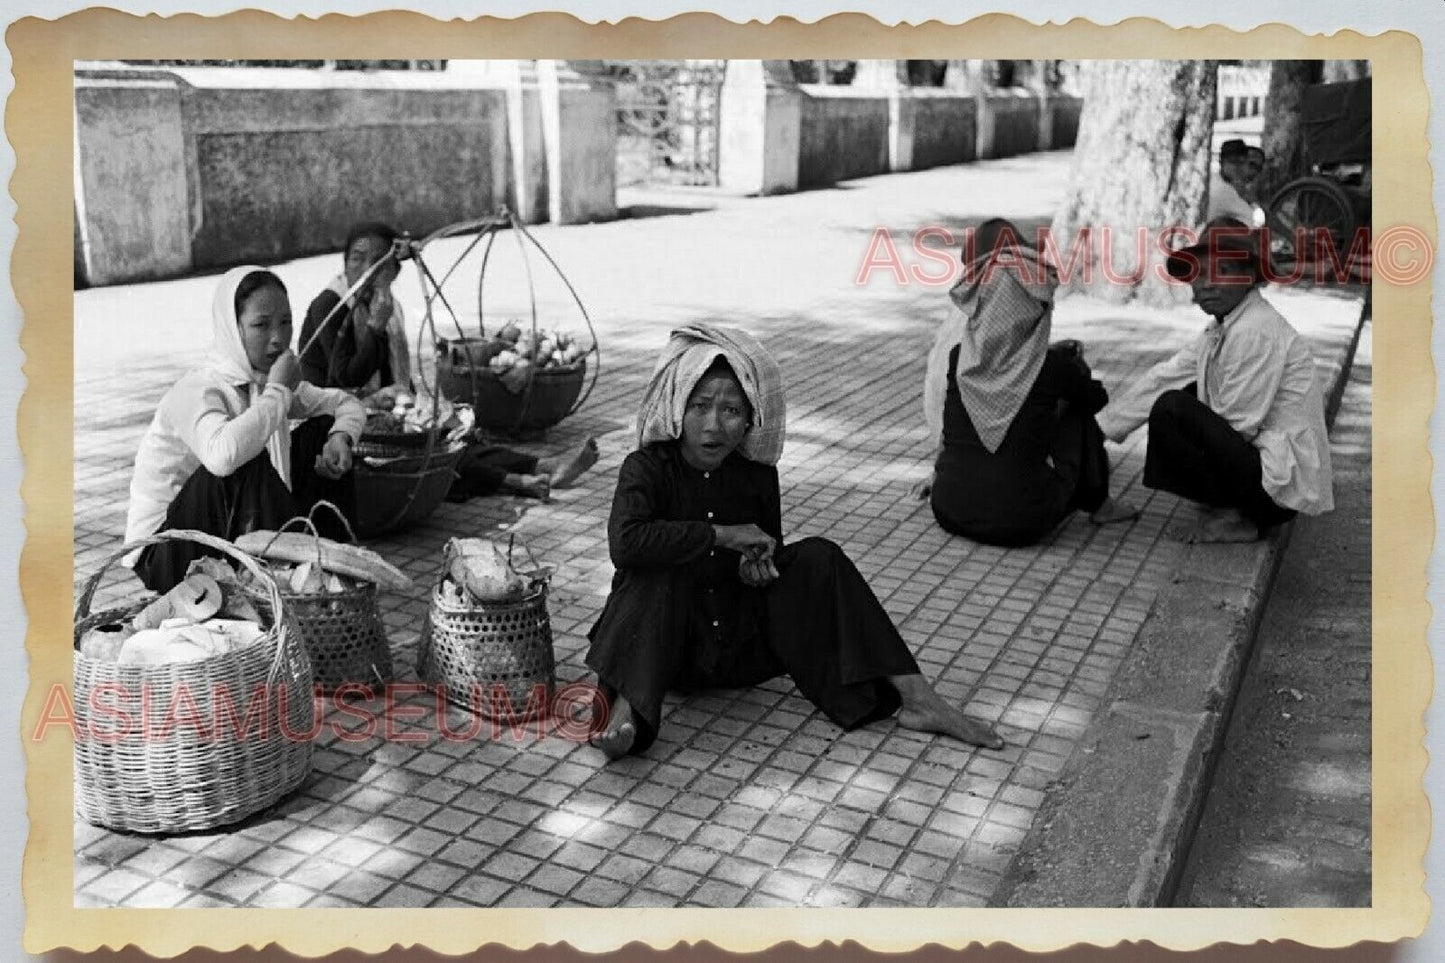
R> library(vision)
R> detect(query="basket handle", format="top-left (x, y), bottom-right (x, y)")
top-left (264, 515), bottom-right (324, 570)
top-left (77, 530), bottom-right (305, 689)
top-left (306, 499), bottom-right (359, 546)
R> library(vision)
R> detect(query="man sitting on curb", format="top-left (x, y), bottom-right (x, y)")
top-left (1096, 224), bottom-right (1334, 542)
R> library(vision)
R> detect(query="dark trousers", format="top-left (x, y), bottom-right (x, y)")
top-left (446, 445), bottom-right (540, 501)
top-left (1144, 388), bottom-right (1297, 530)
top-left (586, 537), bottom-right (920, 755)
top-left (133, 417), bottom-right (355, 592)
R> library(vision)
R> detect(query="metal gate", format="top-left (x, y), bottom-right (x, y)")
top-left (610, 60), bottom-right (727, 187)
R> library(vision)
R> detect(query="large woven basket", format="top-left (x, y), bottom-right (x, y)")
top-left (351, 440), bottom-right (465, 537)
top-left (242, 505), bottom-right (394, 693)
top-left (418, 581), bottom-right (556, 723)
top-left (73, 529), bottom-right (314, 835)
top-left (436, 339), bottom-right (586, 435)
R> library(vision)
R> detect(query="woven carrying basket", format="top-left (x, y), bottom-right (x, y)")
top-left (418, 573), bottom-right (556, 723)
top-left (351, 440), bottom-right (465, 537)
top-left (73, 529), bottom-right (314, 835)
top-left (242, 504), bottom-right (394, 693)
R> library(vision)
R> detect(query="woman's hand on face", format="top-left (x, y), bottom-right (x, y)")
top-left (367, 285), bottom-right (393, 329)
top-left (315, 433), bottom-right (353, 480)
top-left (713, 523), bottom-right (775, 559)
top-left (268, 350), bottom-right (302, 392)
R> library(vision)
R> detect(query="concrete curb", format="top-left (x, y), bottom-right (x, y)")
top-left (990, 294), bottom-right (1370, 908)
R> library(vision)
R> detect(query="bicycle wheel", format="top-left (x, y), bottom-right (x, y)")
top-left (1264, 176), bottom-right (1358, 267)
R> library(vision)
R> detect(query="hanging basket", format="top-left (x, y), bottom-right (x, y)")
top-left (436, 342), bottom-right (586, 433)
top-left (241, 503), bottom-right (394, 692)
top-left (72, 529), bottom-right (314, 835)
top-left (350, 440), bottom-right (466, 538)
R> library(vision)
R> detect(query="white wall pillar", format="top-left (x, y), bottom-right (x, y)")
top-left (719, 60), bottom-right (802, 196)
top-left (856, 59), bottom-right (915, 172)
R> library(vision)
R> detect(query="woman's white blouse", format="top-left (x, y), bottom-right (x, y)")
top-left (123, 370), bottom-right (367, 555)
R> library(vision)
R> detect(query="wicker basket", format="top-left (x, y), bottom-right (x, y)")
top-left (242, 504), bottom-right (394, 693)
top-left (351, 440), bottom-right (465, 538)
top-left (73, 529), bottom-right (314, 835)
top-left (418, 580), bottom-right (556, 723)
top-left (436, 338), bottom-right (586, 435)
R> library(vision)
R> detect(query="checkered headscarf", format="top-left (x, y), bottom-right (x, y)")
top-left (924, 247), bottom-right (1058, 453)
top-left (636, 324), bottom-right (786, 465)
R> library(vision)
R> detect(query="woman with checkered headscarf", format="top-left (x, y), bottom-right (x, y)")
top-left (919, 219), bottom-right (1138, 547)
top-left (583, 324), bottom-right (1004, 760)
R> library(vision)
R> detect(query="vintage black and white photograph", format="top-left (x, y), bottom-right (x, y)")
top-left (66, 51), bottom-right (1376, 917)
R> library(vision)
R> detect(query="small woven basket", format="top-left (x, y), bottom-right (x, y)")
top-left (73, 529), bottom-right (314, 835)
top-left (243, 503), bottom-right (394, 693)
top-left (417, 544), bottom-right (555, 722)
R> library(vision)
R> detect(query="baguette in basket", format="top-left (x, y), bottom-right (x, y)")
top-left (235, 530), bottom-right (413, 592)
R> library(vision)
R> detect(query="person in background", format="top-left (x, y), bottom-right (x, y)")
top-left (917, 219), bottom-right (1138, 547)
top-left (1096, 224), bottom-right (1334, 542)
top-left (584, 324), bottom-right (1005, 760)
top-left (301, 220), bottom-right (598, 501)
top-left (124, 267), bottom-right (366, 591)
top-left (1208, 139), bottom-right (1266, 227)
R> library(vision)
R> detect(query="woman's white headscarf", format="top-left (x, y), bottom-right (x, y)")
top-left (923, 244), bottom-right (1059, 454)
top-left (635, 324), bottom-right (786, 466)
top-left (205, 265), bottom-right (294, 488)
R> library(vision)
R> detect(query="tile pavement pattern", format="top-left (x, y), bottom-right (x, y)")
top-left (70, 155), bottom-right (1364, 909)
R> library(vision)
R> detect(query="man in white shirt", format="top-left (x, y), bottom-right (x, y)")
top-left (1096, 225), bottom-right (1334, 542)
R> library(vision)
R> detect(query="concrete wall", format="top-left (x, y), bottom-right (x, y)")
top-left (1050, 95), bottom-right (1084, 150)
top-left (908, 92), bottom-right (977, 170)
top-left (183, 84), bottom-right (510, 269)
top-left (74, 63), bottom-right (616, 286)
top-left (74, 76), bottom-right (194, 285)
top-left (983, 92), bottom-right (1042, 159)
top-left (797, 87), bottom-right (890, 188)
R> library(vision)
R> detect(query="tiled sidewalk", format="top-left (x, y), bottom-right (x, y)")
top-left (71, 152), bottom-right (1366, 908)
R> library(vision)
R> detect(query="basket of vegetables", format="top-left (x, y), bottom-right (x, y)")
top-left (436, 321), bottom-right (591, 435)
top-left (418, 536), bottom-right (555, 722)
top-left (234, 502), bottom-right (413, 692)
top-left (73, 529), bottom-right (314, 834)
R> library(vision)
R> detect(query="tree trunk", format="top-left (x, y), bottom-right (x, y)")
top-left (1257, 60), bottom-right (1322, 202)
top-left (1050, 60), bottom-right (1217, 306)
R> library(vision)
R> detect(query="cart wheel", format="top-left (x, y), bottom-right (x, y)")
top-left (1264, 176), bottom-right (1359, 271)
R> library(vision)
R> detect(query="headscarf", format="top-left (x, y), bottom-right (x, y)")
top-left (636, 323), bottom-right (786, 466)
top-left (923, 242), bottom-right (1059, 454)
top-left (204, 266), bottom-right (294, 487)
top-left (325, 273), bottom-right (413, 394)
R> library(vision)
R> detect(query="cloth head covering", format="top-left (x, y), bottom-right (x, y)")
top-left (636, 323), bottom-right (786, 466)
top-left (923, 238), bottom-right (1059, 454)
top-left (326, 272), bottom-right (413, 394)
top-left (205, 265), bottom-right (294, 487)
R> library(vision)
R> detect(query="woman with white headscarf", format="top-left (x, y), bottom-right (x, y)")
top-left (124, 267), bottom-right (367, 592)
top-left (584, 324), bottom-right (1004, 760)
top-left (920, 219), bottom-right (1137, 547)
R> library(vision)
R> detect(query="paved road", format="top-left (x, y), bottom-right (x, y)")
top-left (1176, 320), bottom-right (1372, 908)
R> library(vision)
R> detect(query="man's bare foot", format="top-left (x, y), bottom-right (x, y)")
top-left (589, 693), bottom-right (636, 760)
top-left (1089, 496), bottom-right (1141, 525)
top-left (891, 673), bottom-right (1004, 750)
top-left (504, 473), bottom-right (551, 501)
top-left (544, 436), bottom-right (600, 490)
top-left (1191, 510), bottom-right (1261, 543)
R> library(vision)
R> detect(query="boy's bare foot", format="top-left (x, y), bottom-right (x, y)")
top-left (891, 673), bottom-right (1005, 750)
top-left (1089, 496), bottom-right (1141, 525)
top-left (504, 473), bottom-right (551, 501)
top-left (545, 436), bottom-right (600, 490)
top-left (589, 693), bottom-right (636, 760)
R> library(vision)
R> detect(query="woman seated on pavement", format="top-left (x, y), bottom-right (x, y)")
top-left (916, 218), bottom-right (1138, 547)
top-left (123, 267), bottom-right (366, 592)
top-left (584, 323), bottom-right (1005, 760)
top-left (1095, 223), bottom-right (1334, 542)
top-left (300, 220), bottom-right (597, 501)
